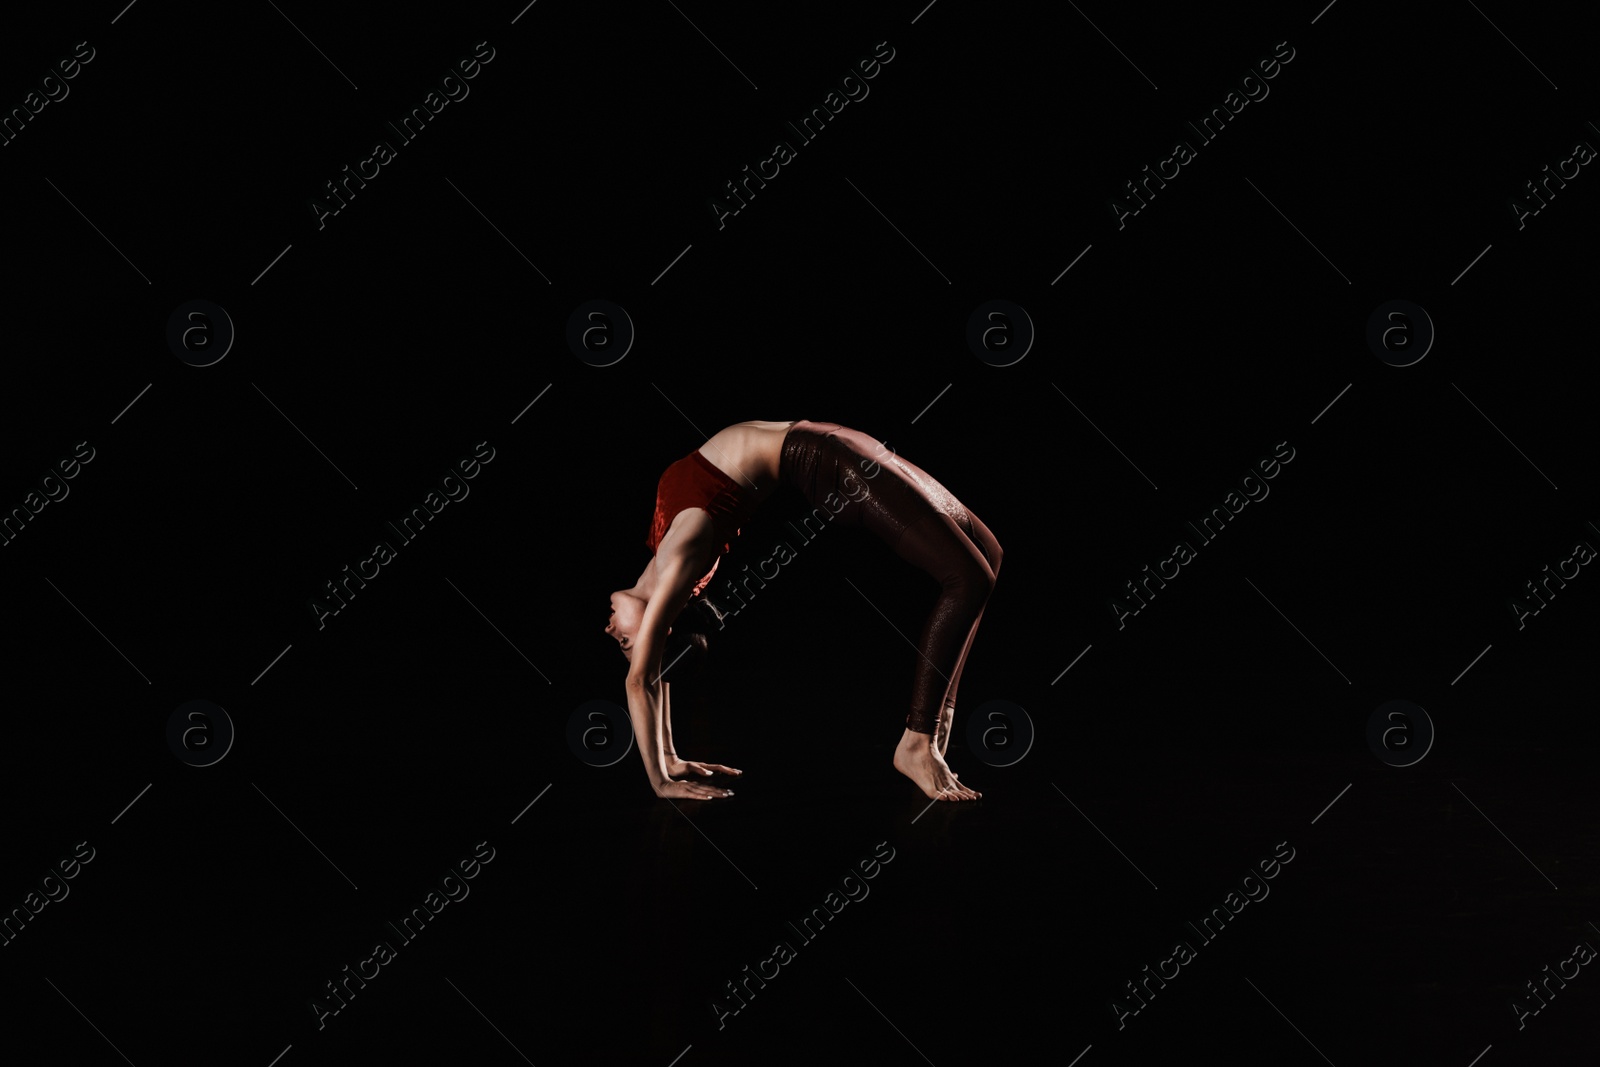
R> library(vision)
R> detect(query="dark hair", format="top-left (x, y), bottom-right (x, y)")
top-left (659, 628), bottom-right (709, 682)
top-left (657, 595), bottom-right (721, 682)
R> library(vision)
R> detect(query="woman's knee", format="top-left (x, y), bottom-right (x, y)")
top-left (965, 526), bottom-right (1001, 593)
top-left (963, 510), bottom-right (1002, 577)
top-left (945, 555), bottom-right (996, 607)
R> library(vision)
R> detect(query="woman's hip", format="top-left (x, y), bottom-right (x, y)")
top-left (780, 421), bottom-right (972, 537)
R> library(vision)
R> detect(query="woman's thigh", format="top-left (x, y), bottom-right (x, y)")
top-left (821, 427), bottom-right (969, 540)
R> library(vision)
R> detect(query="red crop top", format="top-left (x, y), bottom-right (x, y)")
top-left (646, 450), bottom-right (761, 597)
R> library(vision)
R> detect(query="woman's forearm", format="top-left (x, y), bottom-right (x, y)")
top-left (661, 682), bottom-right (677, 759)
top-left (625, 678), bottom-right (671, 788)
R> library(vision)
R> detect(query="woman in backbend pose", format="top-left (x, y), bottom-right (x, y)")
top-left (605, 420), bottom-right (1003, 802)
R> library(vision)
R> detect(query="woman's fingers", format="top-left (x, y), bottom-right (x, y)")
top-left (657, 778), bottom-right (735, 799)
top-left (679, 760), bottom-right (743, 777)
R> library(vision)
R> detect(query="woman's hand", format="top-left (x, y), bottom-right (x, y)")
top-left (654, 777), bottom-right (735, 800)
top-left (666, 755), bottom-right (743, 779)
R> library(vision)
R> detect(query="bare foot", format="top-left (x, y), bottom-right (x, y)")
top-left (893, 729), bottom-right (980, 801)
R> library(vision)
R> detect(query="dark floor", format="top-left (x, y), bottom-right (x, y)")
top-left (11, 725), bottom-right (1595, 1066)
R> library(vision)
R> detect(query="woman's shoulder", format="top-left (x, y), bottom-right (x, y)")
top-left (658, 508), bottom-right (720, 556)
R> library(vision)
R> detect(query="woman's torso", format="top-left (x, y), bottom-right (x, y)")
top-left (651, 421), bottom-right (799, 590)
top-left (694, 420), bottom-right (798, 492)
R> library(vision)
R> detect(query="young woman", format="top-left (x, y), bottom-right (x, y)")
top-left (605, 420), bottom-right (1002, 802)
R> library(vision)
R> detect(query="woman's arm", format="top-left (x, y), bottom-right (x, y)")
top-left (625, 550), bottom-right (733, 799)
top-left (662, 682), bottom-right (741, 781)
top-left (662, 684), bottom-right (677, 763)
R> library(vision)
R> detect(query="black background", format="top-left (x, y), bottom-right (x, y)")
top-left (2, 1), bottom-right (1596, 1064)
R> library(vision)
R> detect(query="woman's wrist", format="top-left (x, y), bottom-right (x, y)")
top-left (639, 740), bottom-right (673, 786)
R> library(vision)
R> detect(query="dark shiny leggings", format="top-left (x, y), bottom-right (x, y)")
top-left (779, 421), bottom-right (1003, 734)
